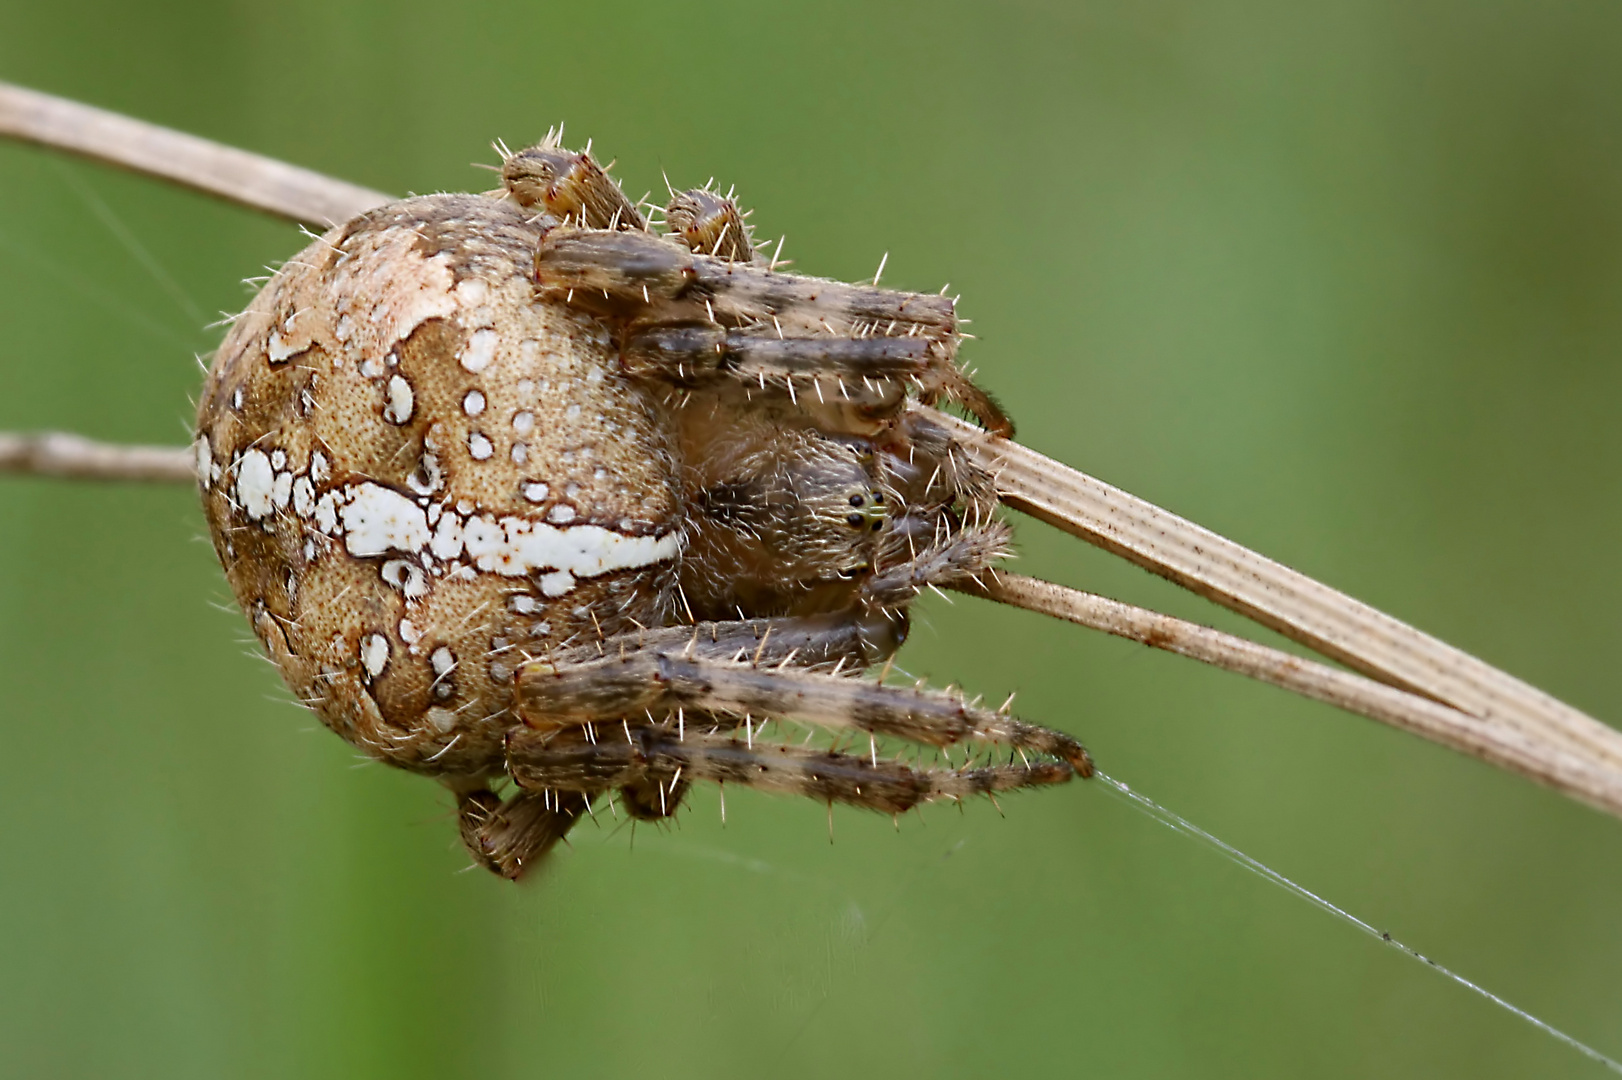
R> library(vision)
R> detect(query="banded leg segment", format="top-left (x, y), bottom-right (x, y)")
top-left (533, 228), bottom-right (1011, 434)
top-left (665, 188), bottom-right (755, 262)
top-left (501, 142), bottom-right (646, 230)
top-left (554, 608), bottom-right (907, 673)
top-left (507, 728), bottom-right (1074, 815)
top-left (622, 325), bottom-right (932, 385)
top-left (535, 228), bottom-right (954, 332)
top-left (866, 520), bottom-right (1013, 607)
top-left (518, 628), bottom-right (1092, 774)
top-left (457, 787), bottom-right (585, 880)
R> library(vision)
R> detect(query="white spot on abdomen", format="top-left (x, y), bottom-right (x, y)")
top-left (292, 477), bottom-right (315, 517)
top-left (381, 559), bottom-right (430, 599)
top-left (235, 449), bottom-right (276, 519)
top-left (360, 633), bottom-right (390, 678)
top-left (383, 374), bottom-right (415, 425)
top-left (459, 515), bottom-right (683, 580)
top-left (430, 512), bottom-right (464, 560)
top-left (430, 646), bottom-right (457, 700)
top-left (406, 453), bottom-right (442, 496)
top-left (314, 491), bottom-right (340, 534)
top-left (340, 483), bottom-right (431, 557)
top-left (459, 329), bottom-right (499, 373)
top-left (193, 436), bottom-right (212, 488)
top-left (267, 331), bottom-right (299, 364)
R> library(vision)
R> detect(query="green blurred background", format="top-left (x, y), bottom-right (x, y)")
top-left (3, 1), bottom-right (1621, 1076)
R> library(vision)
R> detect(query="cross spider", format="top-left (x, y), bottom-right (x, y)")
top-left (195, 132), bottom-right (1092, 879)
top-left (7, 82), bottom-right (1617, 881)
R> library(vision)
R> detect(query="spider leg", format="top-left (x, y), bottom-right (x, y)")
top-left (456, 786), bottom-right (586, 880)
top-left (535, 228), bottom-right (953, 330)
top-left (665, 188), bottom-right (756, 262)
top-left (659, 609), bottom-right (910, 668)
top-left (507, 727), bottom-right (1074, 815)
top-left (622, 324), bottom-right (928, 392)
top-left (866, 519), bottom-right (1014, 608)
top-left (533, 228), bottom-right (1012, 434)
top-left (501, 142), bottom-right (646, 230)
top-left (486, 726), bottom-right (691, 821)
top-left (883, 407), bottom-right (1002, 520)
top-left (515, 618), bottom-right (1091, 773)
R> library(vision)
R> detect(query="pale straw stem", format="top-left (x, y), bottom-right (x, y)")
top-left (0, 81), bottom-right (390, 227)
top-left (922, 405), bottom-right (1622, 775)
top-left (0, 431), bottom-right (194, 483)
top-left (963, 572), bottom-right (1622, 818)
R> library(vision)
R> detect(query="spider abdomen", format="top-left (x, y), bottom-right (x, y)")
top-left (195, 194), bottom-right (684, 776)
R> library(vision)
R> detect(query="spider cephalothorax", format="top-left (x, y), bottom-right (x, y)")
top-left (194, 137), bottom-right (1090, 879)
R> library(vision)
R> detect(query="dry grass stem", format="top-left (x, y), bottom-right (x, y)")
top-left (924, 406), bottom-right (1622, 775)
top-left (963, 572), bottom-right (1622, 817)
top-left (0, 81), bottom-right (389, 227)
top-left (0, 431), bottom-right (195, 483)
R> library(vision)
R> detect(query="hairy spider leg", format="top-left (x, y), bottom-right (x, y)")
top-left (533, 227), bottom-right (1012, 435)
top-left (456, 786), bottom-right (588, 880)
top-left (516, 644), bottom-right (1093, 773)
top-left (507, 728), bottom-right (1074, 816)
top-left (665, 187), bottom-right (756, 262)
top-left (500, 143), bottom-right (646, 231)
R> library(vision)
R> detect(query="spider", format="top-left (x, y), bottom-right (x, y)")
top-left (4, 82), bottom-right (1619, 882)
top-left (190, 129), bottom-right (1094, 878)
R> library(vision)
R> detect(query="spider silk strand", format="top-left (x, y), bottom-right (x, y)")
top-left (1095, 772), bottom-right (1622, 1075)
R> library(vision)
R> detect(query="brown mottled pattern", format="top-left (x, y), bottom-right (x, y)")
top-left (516, 648), bottom-right (1092, 774)
top-left (507, 728), bottom-right (1073, 816)
top-left (191, 142), bottom-right (1082, 879)
top-left (197, 195), bottom-right (680, 779)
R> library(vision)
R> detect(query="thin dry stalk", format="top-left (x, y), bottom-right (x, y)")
top-left (0, 431), bottom-right (194, 483)
top-left (0, 81), bottom-right (389, 227)
top-left (961, 573), bottom-right (1622, 817)
top-left (924, 406), bottom-right (1622, 774)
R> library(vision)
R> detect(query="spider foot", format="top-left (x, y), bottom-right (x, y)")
top-left (457, 786), bottom-right (586, 880)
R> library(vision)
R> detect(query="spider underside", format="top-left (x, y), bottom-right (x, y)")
top-left (195, 132), bottom-right (1091, 880)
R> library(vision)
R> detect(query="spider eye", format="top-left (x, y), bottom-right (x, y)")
top-left (871, 492), bottom-right (884, 504)
top-left (871, 520), bottom-right (883, 532)
top-left (849, 494), bottom-right (865, 507)
top-left (846, 513), bottom-right (865, 528)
